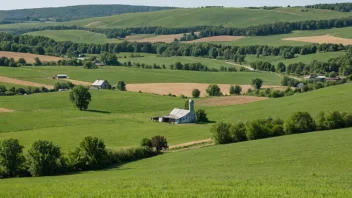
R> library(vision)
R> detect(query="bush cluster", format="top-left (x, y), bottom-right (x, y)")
top-left (0, 85), bottom-right (51, 96)
top-left (0, 136), bottom-right (166, 178)
top-left (211, 111), bottom-right (352, 145)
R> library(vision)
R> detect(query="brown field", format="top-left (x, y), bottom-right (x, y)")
top-left (126, 83), bottom-right (284, 97)
top-left (0, 76), bottom-right (53, 89)
top-left (62, 79), bottom-right (92, 86)
top-left (127, 34), bottom-right (185, 43)
top-left (0, 51), bottom-right (64, 63)
top-left (183, 36), bottom-right (244, 43)
top-left (0, 108), bottom-right (14, 113)
top-left (283, 35), bottom-right (352, 45)
top-left (198, 96), bottom-right (268, 106)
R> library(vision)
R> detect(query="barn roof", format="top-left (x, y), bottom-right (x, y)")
top-left (92, 80), bottom-right (107, 86)
top-left (167, 108), bottom-right (190, 119)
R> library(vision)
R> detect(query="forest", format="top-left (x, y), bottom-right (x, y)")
top-left (305, 3), bottom-right (352, 12)
top-left (0, 5), bottom-right (176, 23)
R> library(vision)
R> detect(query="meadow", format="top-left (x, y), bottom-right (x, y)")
top-left (25, 30), bottom-right (124, 44)
top-left (0, 7), bottom-right (351, 29)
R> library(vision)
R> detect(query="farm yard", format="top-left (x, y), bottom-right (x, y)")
top-left (1, 2), bottom-right (352, 197)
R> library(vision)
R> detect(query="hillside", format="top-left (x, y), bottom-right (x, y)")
top-left (0, 127), bottom-right (351, 197)
top-left (0, 4), bottom-right (176, 23)
top-left (0, 7), bottom-right (351, 29)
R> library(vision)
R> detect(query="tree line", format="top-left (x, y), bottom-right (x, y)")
top-left (305, 3), bottom-right (352, 12)
top-left (212, 110), bottom-right (352, 145)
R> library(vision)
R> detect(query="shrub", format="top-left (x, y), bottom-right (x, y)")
top-left (252, 78), bottom-right (263, 90)
top-left (69, 136), bottom-right (109, 171)
top-left (284, 112), bottom-right (316, 134)
top-left (117, 81), bottom-right (126, 91)
top-left (27, 140), bottom-right (65, 176)
top-left (151, 136), bottom-right (168, 152)
top-left (271, 90), bottom-right (284, 98)
top-left (54, 81), bottom-right (75, 91)
top-left (5, 91), bottom-right (15, 96)
top-left (245, 119), bottom-right (270, 140)
top-left (192, 89), bottom-right (201, 98)
top-left (206, 84), bottom-right (222, 96)
top-left (69, 85), bottom-right (92, 111)
top-left (184, 100), bottom-right (189, 110)
top-left (315, 82), bottom-right (324, 90)
top-left (230, 121), bottom-right (247, 142)
top-left (211, 121), bottom-right (232, 144)
top-left (324, 111), bottom-right (345, 130)
top-left (0, 139), bottom-right (25, 177)
top-left (140, 138), bottom-right (152, 148)
top-left (196, 109), bottom-right (208, 123)
top-left (229, 85), bottom-right (242, 95)
top-left (108, 147), bottom-right (156, 164)
top-left (342, 112), bottom-right (352, 127)
top-left (0, 85), bottom-right (6, 93)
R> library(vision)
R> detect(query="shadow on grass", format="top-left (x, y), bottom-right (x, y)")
top-left (87, 110), bottom-right (111, 114)
top-left (197, 120), bottom-right (216, 125)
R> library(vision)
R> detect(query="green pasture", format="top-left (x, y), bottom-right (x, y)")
top-left (0, 66), bottom-right (282, 85)
top-left (0, 7), bottom-right (351, 29)
top-left (0, 126), bottom-right (351, 197)
top-left (25, 30), bottom-right (124, 44)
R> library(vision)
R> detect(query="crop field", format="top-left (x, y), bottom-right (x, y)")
top-left (244, 51), bottom-right (345, 65)
top-left (1, 7), bottom-right (351, 29)
top-left (25, 30), bottom-right (124, 44)
top-left (0, 84), bottom-right (351, 196)
top-left (0, 66), bottom-right (283, 86)
top-left (0, 51), bottom-right (63, 63)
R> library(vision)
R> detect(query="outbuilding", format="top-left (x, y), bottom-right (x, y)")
top-left (152, 100), bottom-right (196, 124)
top-left (91, 80), bottom-right (111, 89)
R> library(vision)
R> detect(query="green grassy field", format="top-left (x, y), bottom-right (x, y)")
top-left (0, 66), bottom-right (282, 85)
top-left (25, 30), bottom-right (123, 44)
top-left (0, 126), bottom-right (351, 197)
top-left (0, 7), bottom-right (351, 29)
top-left (245, 51), bottom-right (345, 65)
top-left (213, 27), bottom-right (352, 46)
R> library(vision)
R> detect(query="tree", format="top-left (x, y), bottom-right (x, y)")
top-left (100, 52), bottom-right (119, 65)
top-left (196, 109), bottom-right (208, 123)
top-left (0, 139), bottom-right (25, 177)
top-left (17, 58), bottom-right (26, 65)
top-left (192, 89), bottom-right (201, 98)
top-left (284, 112), bottom-right (316, 134)
top-left (276, 62), bottom-right (286, 73)
top-left (252, 78), bottom-right (263, 90)
top-left (69, 85), bottom-right (92, 111)
top-left (206, 84), bottom-right (222, 96)
top-left (117, 81), bottom-right (126, 91)
top-left (27, 140), bottom-right (64, 176)
top-left (151, 136), bottom-right (168, 152)
top-left (140, 138), bottom-right (152, 148)
top-left (230, 85), bottom-right (242, 95)
top-left (33, 57), bottom-right (42, 66)
top-left (210, 121), bottom-right (233, 144)
top-left (184, 100), bottom-right (189, 110)
top-left (0, 85), bottom-right (7, 93)
top-left (230, 122), bottom-right (247, 142)
top-left (83, 61), bottom-right (97, 69)
top-left (69, 136), bottom-right (109, 170)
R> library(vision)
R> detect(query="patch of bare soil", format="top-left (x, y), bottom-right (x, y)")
top-left (169, 139), bottom-right (212, 149)
top-left (198, 96), bottom-right (268, 106)
top-left (62, 79), bottom-right (91, 86)
top-left (127, 34), bottom-right (185, 43)
top-left (84, 21), bottom-right (101, 27)
top-left (283, 35), bottom-right (352, 45)
top-left (0, 108), bottom-right (14, 113)
top-left (183, 36), bottom-right (244, 43)
top-left (127, 83), bottom-right (284, 97)
top-left (0, 51), bottom-right (63, 63)
top-left (0, 76), bottom-right (53, 89)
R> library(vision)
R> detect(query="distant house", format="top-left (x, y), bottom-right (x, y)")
top-left (53, 74), bottom-right (69, 79)
top-left (93, 61), bottom-right (105, 67)
top-left (91, 80), bottom-right (111, 89)
top-left (77, 57), bottom-right (87, 61)
top-left (152, 100), bottom-right (196, 124)
top-left (316, 76), bottom-right (327, 82)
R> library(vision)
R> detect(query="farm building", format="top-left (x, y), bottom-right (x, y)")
top-left (152, 100), bottom-right (196, 124)
top-left (53, 74), bottom-right (69, 79)
top-left (91, 80), bottom-right (111, 89)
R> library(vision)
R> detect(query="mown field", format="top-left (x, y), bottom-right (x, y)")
top-left (0, 7), bottom-right (351, 29)
top-left (0, 66), bottom-right (282, 85)
top-left (25, 30), bottom-right (124, 44)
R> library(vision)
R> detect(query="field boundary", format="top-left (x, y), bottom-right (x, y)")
top-left (0, 76), bottom-right (53, 89)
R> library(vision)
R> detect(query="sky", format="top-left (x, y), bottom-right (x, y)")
top-left (1, 0), bottom-right (348, 10)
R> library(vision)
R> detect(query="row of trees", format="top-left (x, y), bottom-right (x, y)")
top-left (305, 3), bottom-right (352, 12)
top-left (211, 110), bottom-right (352, 144)
top-left (0, 85), bottom-right (51, 96)
top-left (0, 32), bottom-right (348, 60)
top-left (0, 135), bottom-right (167, 178)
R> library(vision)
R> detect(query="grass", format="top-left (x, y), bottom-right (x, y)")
top-left (0, 7), bottom-right (351, 29)
top-left (0, 127), bottom-right (351, 197)
top-left (213, 27), bottom-right (352, 46)
top-left (245, 51), bottom-right (345, 66)
top-left (0, 66), bottom-right (283, 85)
top-left (25, 30), bottom-right (124, 44)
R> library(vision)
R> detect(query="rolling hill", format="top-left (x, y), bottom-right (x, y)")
top-left (1, 7), bottom-right (351, 29)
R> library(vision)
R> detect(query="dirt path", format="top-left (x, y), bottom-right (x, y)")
top-left (169, 139), bottom-right (212, 149)
top-left (198, 96), bottom-right (268, 106)
top-left (282, 35), bottom-right (352, 45)
top-left (226, 61), bottom-right (254, 71)
top-left (276, 73), bottom-right (302, 81)
top-left (63, 79), bottom-right (91, 86)
top-left (183, 36), bottom-right (244, 43)
top-left (0, 76), bottom-right (53, 89)
top-left (0, 108), bottom-right (14, 113)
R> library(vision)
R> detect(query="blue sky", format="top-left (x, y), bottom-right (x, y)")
top-left (2, 0), bottom-right (348, 10)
